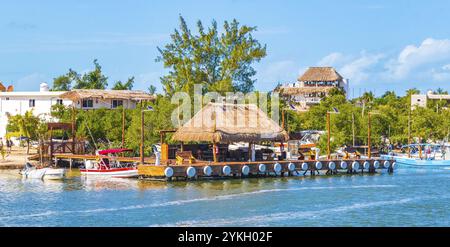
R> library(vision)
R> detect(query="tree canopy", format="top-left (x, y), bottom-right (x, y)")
top-left (156, 16), bottom-right (267, 96)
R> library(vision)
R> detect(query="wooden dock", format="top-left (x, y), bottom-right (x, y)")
top-left (137, 158), bottom-right (395, 181)
top-left (52, 153), bottom-right (395, 180)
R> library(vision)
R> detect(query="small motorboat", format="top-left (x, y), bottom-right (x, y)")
top-left (20, 163), bottom-right (66, 180)
top-left (80, 148), bottom-right (138, 178)
top-left (385, 143), bottom-right (450, 168)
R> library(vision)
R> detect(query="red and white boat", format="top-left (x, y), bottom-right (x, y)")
top-left (80, 148), bottom-right (138, 178)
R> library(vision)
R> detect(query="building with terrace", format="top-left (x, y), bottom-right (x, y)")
top-left (277, 67), bottom-right (349, 112)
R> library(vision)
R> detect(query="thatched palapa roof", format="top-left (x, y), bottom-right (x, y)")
top-left (298, 67), bottom-right (343, 82)
top-left (172, 103), bottom-right (288, 143)
top-left (60, 89), bottom-right (155, 101)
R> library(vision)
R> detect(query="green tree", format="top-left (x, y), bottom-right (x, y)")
top-left (51, 75), bottom-right (72, 91)
top-left (71, 59), bottom-right (108, 89)
top-left (112, 77), bottom-right (135, 90)
top-left (148, 85), bottom-right (157, 95)
top-left (7, 110), bottom-right (46, 154)
top-left (156, 16), bottom-right (267, 96)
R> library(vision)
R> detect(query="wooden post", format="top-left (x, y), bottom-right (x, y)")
top-left (49, 127), bottom-right (53, 166)
top-left (71, 106), bottom-right (76, 154)
top-left (180, 141), bottom-right (184, 152)
top-left (213, 142), bottom-right (218, 162)
top-left (408, 108), bottom-right (411, 158)
top-left (352, 112), bottom-right (355, 147)
top-left (248, 142), bottom-right (252, 161)
top-left (418, 138), bottom-right (422, 159)
top-left (327, 112), bottom-right (331, 159)
top-left (140, 110), bottom-right (145, 165)
top-left (368, 112), bottom-right (371, 159)
top-left (122, 107), bottom-right (125, 149)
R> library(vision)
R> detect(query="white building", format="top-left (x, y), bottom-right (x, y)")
top-left (411, 90), bottom-right (450, 109)
top-left (277, 67), bottom-right (349, 112)
top-left (0, 84), bottom-right (155, 138)
top-left (0, 83), bottom-right (71, 137)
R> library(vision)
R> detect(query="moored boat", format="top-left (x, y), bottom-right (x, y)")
top-left (20, 163), bottom-right (66, 180)
top-left (80, 148), bottom-right (138, 178)
top-left (386, 144), bottom-right (450, 168)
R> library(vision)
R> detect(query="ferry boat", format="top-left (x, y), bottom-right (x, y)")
top-left (80, 148), bottom-right (138, 178)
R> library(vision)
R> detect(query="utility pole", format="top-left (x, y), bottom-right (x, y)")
top-left (368, 112), bottom-right (372, 159)
top-left (140, 110), bottom-right (145, 165)
top-left (122, 107), bottom-right (125, 149)
top-left (408, 108), bottom-right (411, 158)
top-left (352, 112), bottom-right (355, 147)
top-left (327, 112), bottom-right (331, 159)
top-left (71, 106), bottom-right (76, 154)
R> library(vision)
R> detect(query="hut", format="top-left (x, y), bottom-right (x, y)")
top-left (172, 102), bottom-right (288, 162)
top-left (277, 67), bottom-right (349, 111)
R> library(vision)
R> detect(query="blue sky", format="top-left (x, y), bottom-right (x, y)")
top-left (1, 0), bottom-right (450, 97)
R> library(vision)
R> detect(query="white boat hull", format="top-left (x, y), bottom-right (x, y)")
top-left (43, 168), bottom-right (66, 180)
top-left (21, 168), bottom-right (47, 179)
top-left (80, 168), bottom-right (138, 178)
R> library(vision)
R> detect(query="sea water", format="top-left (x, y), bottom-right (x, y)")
top-left (0, 168), bottom-right (449, 226)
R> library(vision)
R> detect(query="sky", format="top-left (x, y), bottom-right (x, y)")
top-left (1, 0), bottom-right (450, 97)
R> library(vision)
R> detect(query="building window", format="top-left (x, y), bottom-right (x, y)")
top-left (56, 99), bottom-right (63, 105)
top-left (82, 99), bottom-right (93, 108)
top-left (112, 100), bottom-right (123, 108)
top-left (29, 99), bottom-right (35, 107)
top-left (5, 97), bottom-right (9, 100)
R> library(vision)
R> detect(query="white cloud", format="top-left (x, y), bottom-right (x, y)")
top-left (340, 52), bottom-right (384, 84)
top-left (386, 38), bottom-right (450, 79)
top-left (431, 64), bottom-right (450, 81)
top-left (317, 52), bottom-right (348, 67)
top-left (316, 51), bottom-right (384, 85)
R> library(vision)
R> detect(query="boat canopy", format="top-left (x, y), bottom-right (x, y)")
top-left (98, 148), bottom-right (133, 155)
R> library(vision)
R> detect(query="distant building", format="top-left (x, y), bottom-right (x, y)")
top-left (59, 89), bottom-right (155, 110)
top-left (411, 90), bottom-right (450, 109)
top-left (0, 83), bottom-right (70, 138)
top-left (0, 83), bottom-right (155, 138)
top-left (276, 67), bottom-right (349, 112)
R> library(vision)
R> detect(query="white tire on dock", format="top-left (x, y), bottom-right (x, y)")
top-left (340, 161), bottom-right (348, 169)
top-left (203, 166), bottom-right (212, 176)
top-left (383, 161), bottom-right (391, 168)
top-left (352, 161), bottom-right (360, 170)
top-left (164, 167), bottom-right (174, 178)
top-left (391, 162), bottom-right (396, 170)
top-left (222, 165), bottom-right (231, 176)
top-left (301, 162), bottom-right (309, 171)
top-left (273, 163), bottom-right (282, 173)
top-left (328, 161), bottom-right (336, 170)
top-left (363, 161), bottom-right (370, 170)
top-left (315, 161), bottom-right (323, 170)
top-left (241, 165), bottom-right (250, 175)
top-left (258, 164), bottom-right (266, 173)
top-left (287, 163), bottom-right (296, 172)
top-left (186, 167), bottom-right (196, 178)
top-left (373, 161), bottom-right (380, 169)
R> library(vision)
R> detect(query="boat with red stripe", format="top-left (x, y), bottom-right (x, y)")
top-left (80, 148), bottom-right (138, 178)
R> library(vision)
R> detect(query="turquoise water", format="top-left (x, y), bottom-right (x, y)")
top-left (1, 168), bottom-right (449, 226)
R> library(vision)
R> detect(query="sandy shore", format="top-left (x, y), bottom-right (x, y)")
top-left (0, 147), bottom-right (36, 169)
